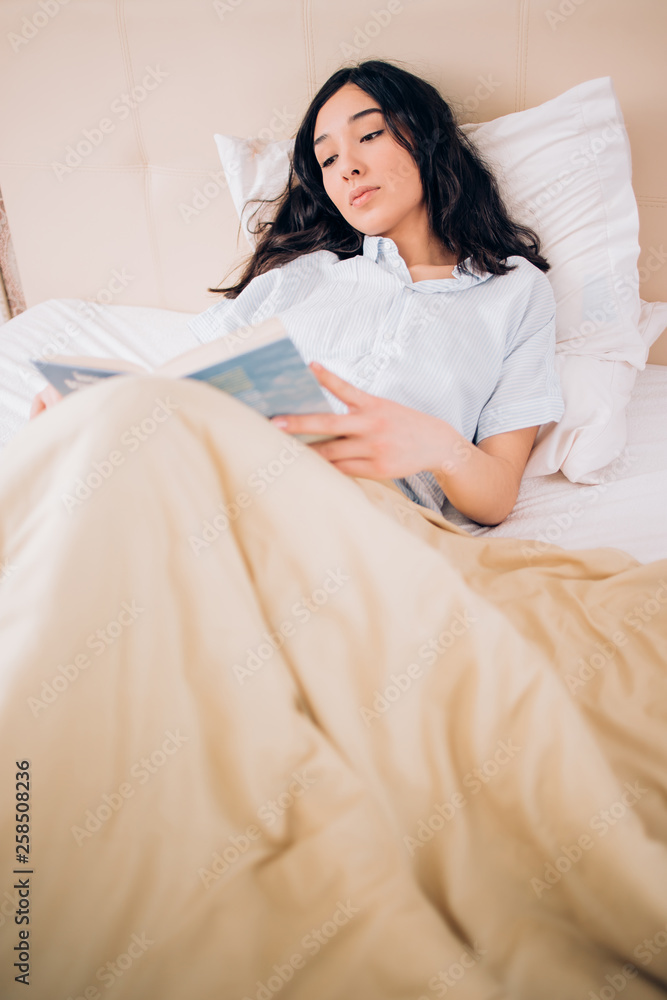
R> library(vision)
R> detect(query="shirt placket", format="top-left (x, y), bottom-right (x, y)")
top-left (357, 296), bottom-right (409, 393)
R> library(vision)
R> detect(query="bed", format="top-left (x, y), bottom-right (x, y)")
top-left (0, 2), bottom-right (666, 999)
top-left (1, 296), bottom-right (666, 568)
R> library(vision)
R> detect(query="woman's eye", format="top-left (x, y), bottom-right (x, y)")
top-left (321, 130), bottom-right (384, 168)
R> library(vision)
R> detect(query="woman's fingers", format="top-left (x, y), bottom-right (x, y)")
top-left (270, 411), bottom-right (366, 438)
top-left (29, 396), bottom-right (44, 420)
top-left (29, 386), bottom-right (63, 420)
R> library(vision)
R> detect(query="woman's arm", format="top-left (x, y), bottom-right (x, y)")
top-left (270, 363), bottom-right (536, 526)
top-left (431, 424), bottom-right (539, 526)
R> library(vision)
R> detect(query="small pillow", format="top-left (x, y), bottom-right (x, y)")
top-left (214, 134), bottom-right (293, 247)
top-left (637, 298), bottom-right (667, 351)
top-left (213, 77), bottom-right (647, 483)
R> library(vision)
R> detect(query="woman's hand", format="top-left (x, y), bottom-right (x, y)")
top-left (269, 362), bottom-right (451, 479)
top-left (29, 385), bottom-right (64, 420)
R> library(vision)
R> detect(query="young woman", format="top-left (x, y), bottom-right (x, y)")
top-left (31, 59), bottom-right (564, 526)
top-left (12, 65), bottom-right (666, 997)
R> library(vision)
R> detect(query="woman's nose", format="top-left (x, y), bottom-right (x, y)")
top-left (337, 145), bottom-right (364, 179)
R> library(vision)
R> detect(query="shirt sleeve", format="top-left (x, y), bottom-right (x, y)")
top-left (186, 265), bottom-right (284, 345)
top-left (187, 249), bottom-right (339, 346)
top-left (473, 274), bottom-right (565, 445)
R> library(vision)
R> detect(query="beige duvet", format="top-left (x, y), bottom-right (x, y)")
top-left (0, 374), bottom-right (666, 999)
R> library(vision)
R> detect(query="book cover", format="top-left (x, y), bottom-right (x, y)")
top-left (186, 339), bottom-right (332, 419)
top-left (30, 317), bottom-right (336, 443)
top-left (31, 361), bottom-right (128, 396)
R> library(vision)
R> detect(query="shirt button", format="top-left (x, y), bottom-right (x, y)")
top-left (383, 329), bottom-right (394, 340)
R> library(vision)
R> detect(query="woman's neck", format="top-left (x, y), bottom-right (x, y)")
top-left (377, 217), bottom-right (458, 270)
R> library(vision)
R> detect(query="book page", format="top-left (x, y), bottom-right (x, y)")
top-left (155, 315), bottom-right (289, 377)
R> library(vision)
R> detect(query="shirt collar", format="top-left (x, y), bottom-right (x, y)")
top-left (362, 234), bottom-right (492, 291)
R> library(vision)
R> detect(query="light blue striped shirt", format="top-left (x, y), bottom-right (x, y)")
top-left (188, 234), bottom-right (565, 514)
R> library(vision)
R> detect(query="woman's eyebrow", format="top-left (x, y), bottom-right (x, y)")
top-left (314, 108), bottom-right (383, 148)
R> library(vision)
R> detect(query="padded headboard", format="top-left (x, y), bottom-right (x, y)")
top-left (0, 0), bottom-right (665, 362)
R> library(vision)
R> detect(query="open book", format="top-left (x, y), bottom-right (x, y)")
top-left (31, 315), bottom-right (336, 443)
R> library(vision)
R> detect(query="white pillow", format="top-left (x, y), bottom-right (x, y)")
top-left (213, 78), bottom-right (649, 483)
top-left (531, 293), bottom-right (667, 485)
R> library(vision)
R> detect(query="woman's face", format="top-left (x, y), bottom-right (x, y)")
top-left (313, 83), bottom-right (424, 237)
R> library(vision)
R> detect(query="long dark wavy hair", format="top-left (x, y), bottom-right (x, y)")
top-left (209, 59), bottom-right (548, 297)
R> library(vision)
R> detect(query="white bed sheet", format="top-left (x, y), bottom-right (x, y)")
top-left (1, 298), bottom-right (665, 564)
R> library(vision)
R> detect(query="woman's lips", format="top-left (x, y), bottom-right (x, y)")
top-left (351, 188), bottom-right (379, 207)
